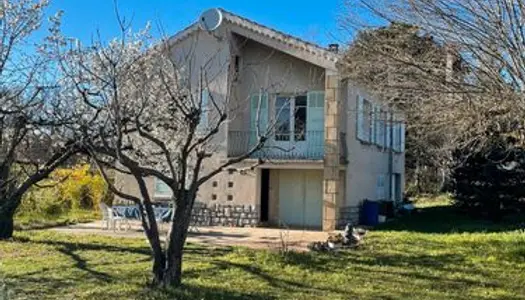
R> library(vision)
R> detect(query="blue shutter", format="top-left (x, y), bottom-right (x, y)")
top-left (385, 112), bottom-right (392, 149)
top-left (393, 121), bottom-right (400, 152)
top-left (154, 178), bottom-right (171, 197)
top-left (371, 105), bottom-right (378, 144)
top-left (307, 91), bottom-right (325, 158)
top-left (400, 122), bottom-right (406, 152)
top-left (377, 109), bottom-right (385, 148)
top-left (307, 91), bottom-right (324, 131)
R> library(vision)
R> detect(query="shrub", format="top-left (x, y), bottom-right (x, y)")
top-left (450, 135), bottom-right (525, 220)
top-left (53, 164), bottom-right (111, 210)
top-left (17, 164), bottom-right (111, 219)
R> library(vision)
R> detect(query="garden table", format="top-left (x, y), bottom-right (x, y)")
top-left (112, 205), bottom-right (173, 222)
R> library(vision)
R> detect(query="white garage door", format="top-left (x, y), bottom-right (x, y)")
top-left (278, 170), bottom-right (323, 229)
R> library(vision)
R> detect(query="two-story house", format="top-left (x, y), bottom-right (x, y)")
top-left (115, 8), bottom-right (405, 231)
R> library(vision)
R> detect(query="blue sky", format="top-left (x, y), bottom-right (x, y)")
top-left (39, 0), bottom-right (350, 47)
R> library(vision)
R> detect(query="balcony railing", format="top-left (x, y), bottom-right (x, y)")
top-left (227, 130), bottom-right (325, 160)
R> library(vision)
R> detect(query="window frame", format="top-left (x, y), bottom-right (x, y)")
top-left (274, 93), bottom-right (308, 142)
top-left (357, 95), bottom-right (374, 144)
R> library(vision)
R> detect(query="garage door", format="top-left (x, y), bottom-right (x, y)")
top-left (278, 170), bottom-right (323, 229)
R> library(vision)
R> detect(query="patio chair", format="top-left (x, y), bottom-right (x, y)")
top-left (153, 206), bottom-right (172, 232)
top-left (99, 202), bottom-right (131, 231)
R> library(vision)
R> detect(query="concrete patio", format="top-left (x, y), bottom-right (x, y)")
top-left (50, 221), bottom-right (334, 251)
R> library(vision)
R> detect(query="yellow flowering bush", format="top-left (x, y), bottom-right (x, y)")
top-left (18, 165), bottom-right (111, 218)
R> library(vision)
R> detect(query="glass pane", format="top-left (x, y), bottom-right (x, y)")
top-left (296, 95), bottom-right (307, 106)
top-left (275, 96), bottom-right (290, 141)
top-left (294, 95), bottom-right (307, 141)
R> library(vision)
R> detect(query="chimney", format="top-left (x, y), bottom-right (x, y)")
top-left (328, 43), bottom-right (339, 53)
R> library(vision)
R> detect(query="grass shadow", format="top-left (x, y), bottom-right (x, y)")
top-left (205, 260), bottom-right (353, 296)
top-left (141, 283), bottom-right (277, 300)
top-left (376, 204), bottom-right (525, 234)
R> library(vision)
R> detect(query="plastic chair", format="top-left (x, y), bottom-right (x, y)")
top-left (99, 202), bottom-right (130, 231)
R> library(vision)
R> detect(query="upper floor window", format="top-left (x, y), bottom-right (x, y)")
top-left (274, 94), bottom-right (308, 142)
top-left (357, 96), bottom-right (373, 142)
top-left (376, 108), bottom-right (386, 148)
top-left (393, 120), bottom-right (406, 152)
top-left (294, 95), bottom-right (307, 141)
top-left (357, 96), bottom-right (405, 152)
top-left (275, 96), bottom-right (291, 141)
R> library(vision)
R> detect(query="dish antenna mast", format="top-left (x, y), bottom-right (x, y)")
top-left (199, 8), bottom-right (223, 32)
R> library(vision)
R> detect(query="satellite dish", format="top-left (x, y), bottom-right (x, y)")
top-left (199, 8), bottom-right (223, 32)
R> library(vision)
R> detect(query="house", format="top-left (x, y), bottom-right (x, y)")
top-left (114, 8), bottom-right (405, 231)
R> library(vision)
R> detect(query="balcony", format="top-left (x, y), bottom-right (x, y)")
top-left (227, 130), bottom-right (327, 160)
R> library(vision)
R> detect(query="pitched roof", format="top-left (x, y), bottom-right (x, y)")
top-left (168, 8), bottom-right (340, 70)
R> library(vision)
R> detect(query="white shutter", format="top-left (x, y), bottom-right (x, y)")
top-left (356, 96), bottom-right (364, 141)
top-left (400, 122), bottom-right (406, 152)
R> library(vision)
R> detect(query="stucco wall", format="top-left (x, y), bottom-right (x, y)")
top-left (114, 26), bottom-right (233, 204)
top-left (228, 37), bottom-right (326, 131)
top-left (113, 24), bottom-right (406, 223)
top-left (343, 82), bottom-right (405, 208)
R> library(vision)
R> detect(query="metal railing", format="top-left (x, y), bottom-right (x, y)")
top-left (227, 130), bottom-right (325, 160)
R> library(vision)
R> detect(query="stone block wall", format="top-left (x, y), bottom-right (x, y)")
top-left (190, 202), bottom-right (259, 227)
top-left (323, 73), bottom-right (341, 231)
top-left (337, 206), bottom-right (360, 229)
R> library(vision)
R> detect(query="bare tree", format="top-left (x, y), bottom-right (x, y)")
top-left (50, 16), bottom-right (273, 286)
top-left (339, 23), bottom-right (461, 192)
top-left (0, 0), bottom-right (80, 239)
top-left (340, 0), bottom-right (525, 163)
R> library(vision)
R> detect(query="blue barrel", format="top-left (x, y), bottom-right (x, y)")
top-left (361, 200), bottom-right (379, 226)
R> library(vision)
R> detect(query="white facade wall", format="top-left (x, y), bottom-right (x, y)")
top-left (343, 82), bottom-right (405, 209)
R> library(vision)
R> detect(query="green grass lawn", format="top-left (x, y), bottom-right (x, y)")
top-left (1, 199), bottom-right (525, 300)
top-left (14, 209), bottom-right (99, 231)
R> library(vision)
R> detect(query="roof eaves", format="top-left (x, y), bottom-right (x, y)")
top-left (167, 22), bottom-right (200, 45)
top-left (218, 8), bottom-right (340, 64)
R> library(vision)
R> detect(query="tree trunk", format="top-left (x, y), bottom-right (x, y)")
top-left (161, 201), bottom-right (192, 287)
top-left (162, 241), bottom-right (184, 287)
top-left (0, 209), bottom-right (15, 240)
top-left (152, 249), bottom-right (166, 285)
top-left (0, 191), bottom-right (19, 240)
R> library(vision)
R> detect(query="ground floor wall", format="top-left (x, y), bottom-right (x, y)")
top-left (266, 168), bottom-right (324, 229)
top-left (113, 161), bottom-right (261, 227)
top-left (112, 157), bottom-right (405, 230)
top-left (339, 152), bottom-right (405, 228)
